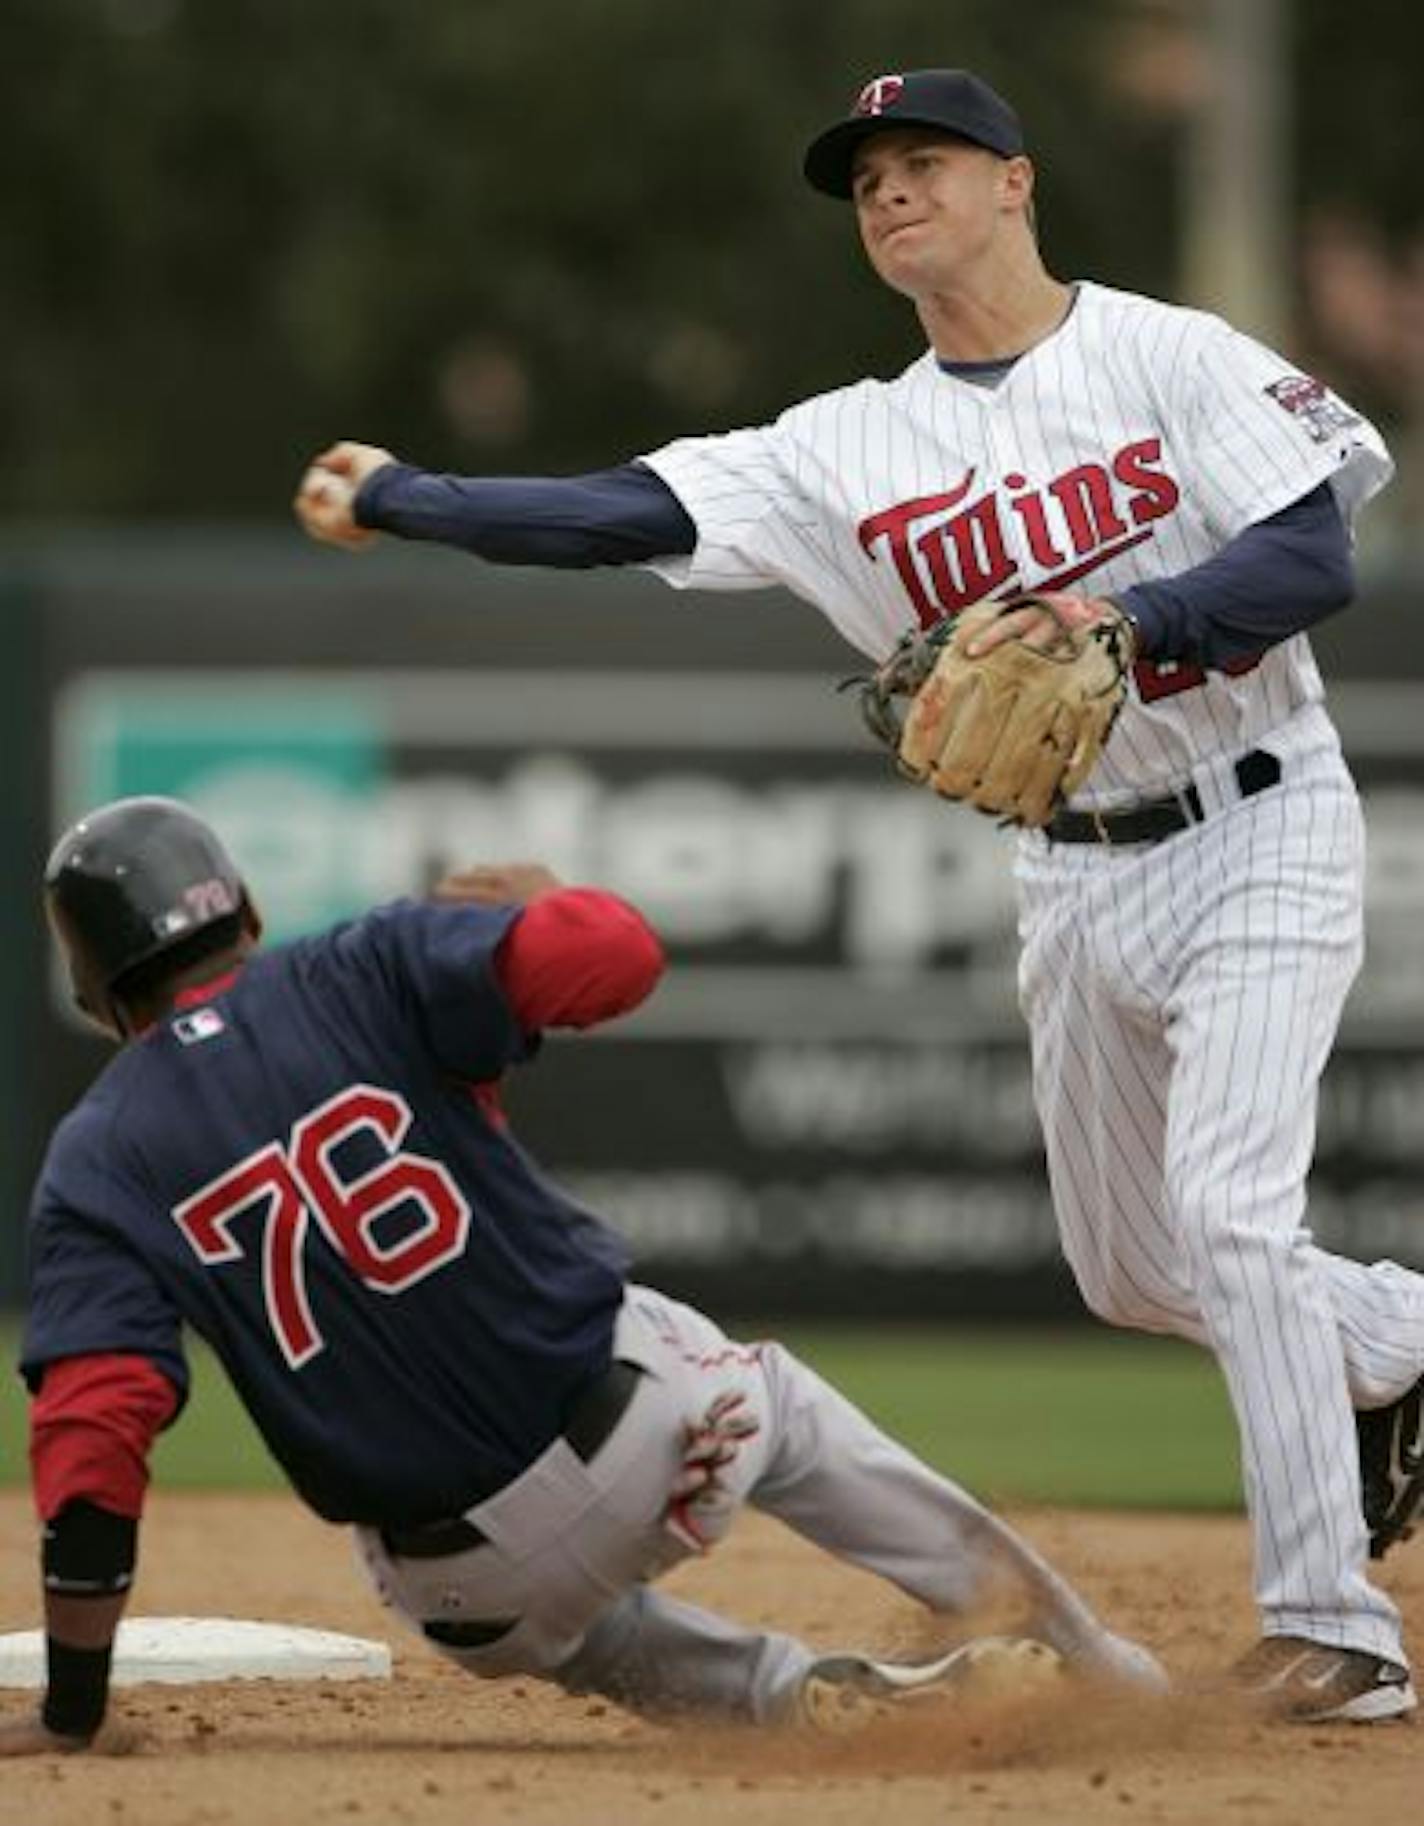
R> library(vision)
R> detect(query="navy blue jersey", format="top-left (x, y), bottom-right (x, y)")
top-left (22, 901), bottom-right (630, 1526)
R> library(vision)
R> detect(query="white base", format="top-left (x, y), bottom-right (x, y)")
top-left (0, 1617), bottom-right (393, 1687)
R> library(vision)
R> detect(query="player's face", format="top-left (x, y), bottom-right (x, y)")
top-left (851, 130), bottom-right (1028, 297)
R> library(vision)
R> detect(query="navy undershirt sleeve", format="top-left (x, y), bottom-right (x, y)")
top-left (354, 461), bottom-right (697, 568)
top-left (1119, 482), bottom-right (1352, 667)
top-left (354, 457), bottom-right (1350, 668)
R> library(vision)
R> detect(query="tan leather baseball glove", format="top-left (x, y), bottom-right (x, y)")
top-left (855, 595), bottom-right (1135, 828)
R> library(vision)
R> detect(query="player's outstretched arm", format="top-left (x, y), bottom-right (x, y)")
top-left (293, 445), bottom-right (696, 570)
top-left (7, 1355), bottom-right (179, 1754)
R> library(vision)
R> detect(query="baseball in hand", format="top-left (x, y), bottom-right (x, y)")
top-left (294, 464), bottom-right (376, 551)
top-left (303, 464), bottom-right (353, 506)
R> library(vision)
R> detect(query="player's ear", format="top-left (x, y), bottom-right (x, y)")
top-left (996, 154), bottom-right (1033, 207)
top-left (240, 895), bottom-right (264, 946)
top-left (83, 985), bottom-right (130, 1042)
top-left (999, 156), bottom-right (1038, 240)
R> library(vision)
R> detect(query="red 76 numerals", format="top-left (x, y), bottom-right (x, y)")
top-left (173, 1084), bottom-right (471, 1369)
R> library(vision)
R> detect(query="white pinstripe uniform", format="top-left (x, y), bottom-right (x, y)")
top-left (642, 281), bottom-right (1424, 1664)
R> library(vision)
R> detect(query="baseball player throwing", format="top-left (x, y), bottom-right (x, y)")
top-left (1, 796), bottom-right (1162, 1755)
top-left (294, 67), bottom-right (1424, 1721)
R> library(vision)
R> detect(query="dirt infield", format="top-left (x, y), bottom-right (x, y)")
top-left (0, 1491), bottom-right (1419, 1826)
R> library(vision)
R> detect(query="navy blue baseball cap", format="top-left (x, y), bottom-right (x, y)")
top-left (804, 69), bottom-right (1025, 199)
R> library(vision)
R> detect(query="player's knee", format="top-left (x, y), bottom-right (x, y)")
top-left (1066, 1260), bottom-right (1146, 1329)
top-left (1176, 1200), bottom-right (1253, 1267)
top-left (1175, 1201), bottom-right (1295, 1301)
top-left (1081, 1287), bottom-right (1142, 1328)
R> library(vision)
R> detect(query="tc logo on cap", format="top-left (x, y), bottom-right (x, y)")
top-left (854, 75), bottom-right (905, 117)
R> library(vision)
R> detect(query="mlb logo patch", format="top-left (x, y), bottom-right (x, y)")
top-left (173, 1007), bottom-right (226, 1045)
top-left (1264, 374), bottom-right (1360, 444)
top-left (152, 907), bottom-right (194, 939)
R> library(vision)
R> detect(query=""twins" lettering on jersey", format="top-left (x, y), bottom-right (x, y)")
top-left (856, 436), bottom-right (1181, 627)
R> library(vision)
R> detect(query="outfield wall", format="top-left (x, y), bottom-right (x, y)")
top-left (3, 533), bottom-right (1424, 1316)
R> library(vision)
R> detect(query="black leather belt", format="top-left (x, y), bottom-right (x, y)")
top-left (1045, 749), bottom-right (1281, 846)
top-left (380, 1359), bottom-right (643, 1560)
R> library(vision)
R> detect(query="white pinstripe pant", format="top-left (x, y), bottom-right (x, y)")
top-left (1017, 709), bottom-right (1424, 1663)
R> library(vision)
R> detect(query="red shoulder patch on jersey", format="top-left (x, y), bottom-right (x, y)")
top-left (1263, 374), bottom-right (1360, 444)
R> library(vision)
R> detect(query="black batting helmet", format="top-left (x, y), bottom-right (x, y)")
top-left (45, 796), bottom-right (257, 1032)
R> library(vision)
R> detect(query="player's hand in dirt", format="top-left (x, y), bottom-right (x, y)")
top-left (293, 441), bottom-right (397, 551)
top-left (431, 863), bottom-right (566, 906)
top-left (0, 1699), bottom-right (146, 1757)
top-left (0, 1711), bottom-right (96, 1756)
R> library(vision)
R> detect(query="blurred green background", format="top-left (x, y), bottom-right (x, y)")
top-left (0, 1322), bottom-right (1241, 1510)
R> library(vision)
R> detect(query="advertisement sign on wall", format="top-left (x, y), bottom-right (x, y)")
top-left (47, 656), bottom-right (1424, 1316)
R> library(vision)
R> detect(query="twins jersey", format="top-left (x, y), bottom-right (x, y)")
top-left (21, 902), bottom-right (629, 1527)
top-left (642, 281), bottom-right (1392, 805)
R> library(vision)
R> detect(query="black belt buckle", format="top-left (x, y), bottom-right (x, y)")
top-left (382, 1515), bottom-right (489, 1559)
top-left (563, 1358), bottom-right (643, 1462)
top-left (1046, 747), bottom-right (1279, 846)
top-left (1046, 792), bottom-right (1195, 846)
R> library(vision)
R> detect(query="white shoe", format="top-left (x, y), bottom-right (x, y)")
top-left (794, 1636), bottom-right (1065, 1732)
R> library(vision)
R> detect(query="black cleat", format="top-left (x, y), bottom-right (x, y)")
top-left (1357, 1376), bottom-right (1424, 1559)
